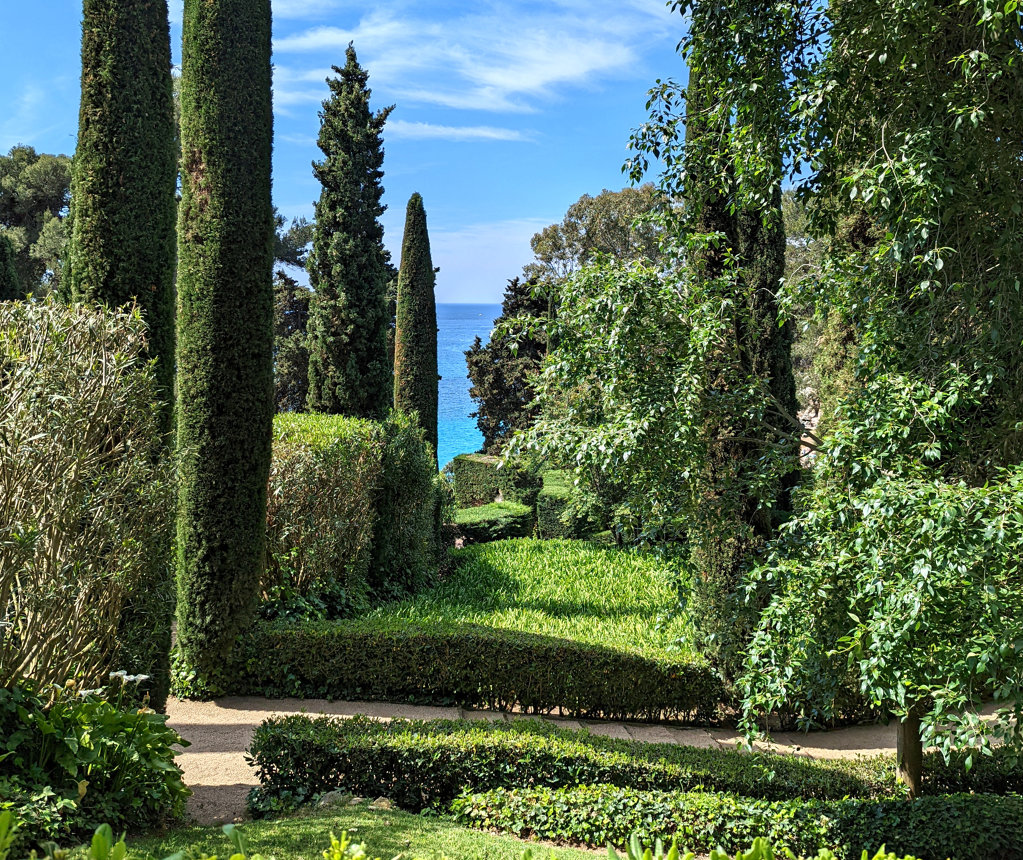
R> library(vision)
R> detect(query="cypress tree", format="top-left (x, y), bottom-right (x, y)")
top-left (175, 0), bottom-right (274, 676)
top-left (393, 193), bottom-right (439, 460)
top-left (0, 234), bottom-right (20, 301)
top-left (305, 45), bottom-right (394, 418)
top-left (68, 0), bottom-right (177, 419)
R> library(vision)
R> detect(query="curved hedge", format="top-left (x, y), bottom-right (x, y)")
top-left (452, 784), bottom-right (1023, 860)
top-left (453, 501), bottom-right (534, 544)
top-left (451, 454), bottom-right (540, 508)
top-left (228, 620), bottom-right (721, 721)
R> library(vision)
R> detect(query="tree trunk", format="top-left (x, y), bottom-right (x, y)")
top-left (897, 710), bottom-right (923, 798)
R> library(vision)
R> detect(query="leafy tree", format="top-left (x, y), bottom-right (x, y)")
top-left (0, 233), bottom-right (19, 301)
top-left (273, 208), bottom-right (313, 268)
top-left (0, 146), bottom-right (71, 295)
top-left (175, 0), bottom-right (275, 677)
top-left (274, 269), bottom-right (311, 412)
top-left (68, 0), bottom-right (178, 422)
top-left (305, 45), bottom-right (394, 418)
top-left (393, 192), bottom-right (439, 460)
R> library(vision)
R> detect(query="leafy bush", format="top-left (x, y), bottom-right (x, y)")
top-left (0, 299), bottom-right (175, 708)
top-left (264, 414), bottom-right (382, 618)
top-left (451, 454), bottom-right (541, 508)
top-left (228, 618), bottom-right (719, 720)
top-left (246, 713), bottom-right (900, 818)
top-left (452, 784), bottom-right (1023, 860)
top-left (0, 680), bottom-right (188, 850)
top-left (536, 471), bottom-right (587, 539)
top-left (453, 501), bottom-right (534, 544)
top-left (368, 410), bottom-right (439, 601)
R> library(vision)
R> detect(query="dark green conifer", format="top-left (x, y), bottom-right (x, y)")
top-left (68, 0), bottom-right (177, 416)
top-left (305, 45), bottom-right (394, 418)
top-left (0, 234), bottom-right (20, 301)
top-left (175, 0), bottom-right (275, 676)
top-left (393, 193), bottom-right (439, 460)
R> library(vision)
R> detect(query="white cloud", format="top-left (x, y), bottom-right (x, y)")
top-left (386, 120), bottom-right (531, 143)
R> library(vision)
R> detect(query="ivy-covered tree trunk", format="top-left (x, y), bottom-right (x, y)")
top-left (393, 193), bottom-right (439, 461)
top-left (305, 46), bottom-right (394, 419)
top-left (175, 0), bottom-right (275, 678)
top-left (68, 0), bottom-right (177, 426)
top-left (0, 233), bottom-right (20, 301)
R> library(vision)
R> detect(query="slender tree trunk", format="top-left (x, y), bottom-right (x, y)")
top-left (897, 710), bottom-right (923, 798)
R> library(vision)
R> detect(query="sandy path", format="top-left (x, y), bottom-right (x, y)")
top-left (166, 697), bottom-right (902, 825)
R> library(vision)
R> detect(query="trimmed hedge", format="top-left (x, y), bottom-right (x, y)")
top-left (452, 785), bottom-right (1023, 860)
top-left (452, 454), bottom-right (541, 508)
top-left (227, 619), bottom-right (721, 721)
top-left (537, 470), bottom-right (586, 539)
top-left (247, 714), bottom-right (902, 818)
top-left (453, 501), bottom-right (534, 544)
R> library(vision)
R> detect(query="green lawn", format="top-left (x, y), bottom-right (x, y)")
top-left (128, 803), bottom-right (600, 860)
top-left (372, 538), bottom-right (692, 661)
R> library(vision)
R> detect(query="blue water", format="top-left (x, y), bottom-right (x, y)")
top-left (437, 303), bottom-right (502, 469)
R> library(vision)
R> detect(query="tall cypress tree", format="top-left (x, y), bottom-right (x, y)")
top-left (393, 193), bottom-right (439, 460)
top-left (175, 0), bottom-right (274, 676)
top-left (305, 45), bottom-right (394, 418)
top-left (0, 234), bottom-right (19, 301)
top-left (68, 0), bottom-right (177, 419)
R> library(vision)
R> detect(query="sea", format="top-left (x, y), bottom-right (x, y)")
top-left (436, 303), bottom-right (502, 469)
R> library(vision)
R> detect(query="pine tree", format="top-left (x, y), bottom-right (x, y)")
top-left (393, 193), bottom-right (439, 460)
top-left (0, 234), bottom-right (20, 301)
top-left (273, 270), bottom-right (311, 412)
top-left (305, 45), bottom-right (394, 418)
top-left (68, 0), bottom-right (177, 417)
top-left (175, 0), bottom-right (275, 676)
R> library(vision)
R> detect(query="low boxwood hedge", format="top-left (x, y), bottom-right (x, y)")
top-left (451, 784), bottom-right (1023, 860)
top-left (247, 714), bottom-right (901, 818)
top-left (226, 620), bottom-right (721, 721)
top-left (451, 454), bottom-right (541, 508)
top-left (536, 471), bottom-right (586, 539)
top-left (453, 501), bottom-right (534, 544)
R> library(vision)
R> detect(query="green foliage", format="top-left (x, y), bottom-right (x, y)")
top-left (450, 454), bottom-right (540, 508)
top-left (305, 46), bottom-right (394, 418)
top-left (273, 270), bottom-right (311, 412)
top-left (393, 193), bottom-right (439, 459)
top-left (68, 0), bottom-right (177, 424)
top-left (0, 233), bottom-right (19, 300)
top-left (368, 410), bottom-right (439, 601)
top-left (0, 300), bottom-right (174, 706)
top-left (273, 209), bottom-right (314, 268)
top-left (0, 145), bottom-right (71, 295)
top-left (264, 414), bottom-right (383, 618)
top-left (0, 681), bottom-right (188, 850)
top-left (453, 502), bottom-right (534, 544)
top-left (536, 471), bottom-right (587, 540)
top-left (453, 784), bottom-right (1023, 860)
top-left (175, 0), bottom-right (275, 677)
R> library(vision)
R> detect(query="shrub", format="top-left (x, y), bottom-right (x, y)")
top-left (452, 784), bottom-right (1023, 860)
top-left (228, 619), bottom-right (720, 720)
top-left (0, 680), bottom-right (188, 850)
top-left (0, 300), bottom-right (175, 707)
top-left (264, 414), bottom-right (382, 617)
top-left (453, 502), bottom-right (534, 544)
top-left (536, 471), bottom-right (588, 539)
top-left (368, 411), bottom-right (439, 600)
top-left (451, 454), bottom-right (541, 508)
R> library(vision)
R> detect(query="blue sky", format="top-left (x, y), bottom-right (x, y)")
top-left (0, 0), bottom-right (686, 302)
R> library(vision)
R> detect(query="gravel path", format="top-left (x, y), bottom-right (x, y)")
top-left (166, 697), bottom-right (901, 825)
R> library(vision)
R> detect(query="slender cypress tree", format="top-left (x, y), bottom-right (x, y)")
top-left (305, 45), bottom-right (394, 418)
top-left (68, 0), bottom-right (177, 419)
top-left (0, 234), bottom-right (19, 301)
top-left (175, 0), bottom-right (274, 676)
top-left (393, 193), bottom-right (439, 460)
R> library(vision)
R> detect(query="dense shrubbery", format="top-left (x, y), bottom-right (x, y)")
top-left (0, 681), bottom-right (188, 850)
top-left (536, 471), bottom-right (588, 539)
top-left (452, 784), bottom-right (1022, 860)
top-left (226, 619), bottom-right (718, 719)
top-left (451, 454), bottom-right (541, 508)
top-left (0, 300), bottom-right (175, 709)
top-left (453, 501), bottom-right (534, 544)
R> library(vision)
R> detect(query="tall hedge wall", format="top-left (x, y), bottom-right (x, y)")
top-left (175, 0), bottom-right (275, 675)
top-left (451, 453), bottom-right (541, 508)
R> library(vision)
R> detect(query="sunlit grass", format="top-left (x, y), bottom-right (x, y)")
top-left (373, 538), bottom-right (693, 661)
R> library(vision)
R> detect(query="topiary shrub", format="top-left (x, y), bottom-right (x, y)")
top-left (453, 501), bottom-right (534, 544)
top-left (368, 410), bottom-right (439, 601)
top-left (451, 453), bottom-right (541, 508)
top-left (264, 414), bottom-right (383, 617)
top-left (536, 470), bottom-right (588, 539)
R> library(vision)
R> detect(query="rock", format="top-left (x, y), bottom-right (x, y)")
top-left (368, 796), bottom-right (393, 810)
top-left (317, 790), bottom-right (354, 808)
top-left (347, 796), bottom-right (365, 806)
